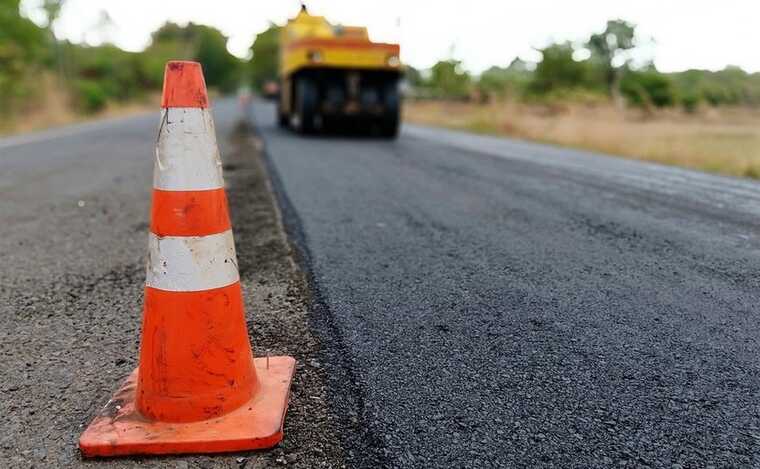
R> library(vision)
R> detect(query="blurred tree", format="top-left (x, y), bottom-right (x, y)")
top-left (530, 42), bottom-right (595, 95)
top-left (403, 65), bottom-right (425, 88)
top-left (620, 68), bottom-right (676, 109)
top-left (249, 23), bottom-right (280, 92)
top-left (65, 43), bottom-right (144, 110)
top-left (151, 21), bottom-right (196, 44)
top-left (428, 59), bottom-right (471, 98)
top-left (477, 66), bottom-right (509, 99)
top-left (55, 20), bottom-right (245, 113)
top-left (41, 0), bottom-right (67, 78)
top-left (41, 0), bottom-right (63, 26)
top-left (7, 6), bottom-right (760, 127)
top-left (587, 19), bottom-right (636, 104)
top-left (477, 58), bottom-right (532, 99)
top-left (146, 22), bottom-right (242, 93)
top-left (507, 57), bottom-right (530, 74)
top-left (194, 25), bottom-right (242, 92)
top-left (669, 66), bottom-right (760, 109)
top-left (0, 0), bottom-right (47, 107)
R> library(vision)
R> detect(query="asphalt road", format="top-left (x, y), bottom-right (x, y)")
top-left (3, 98), bottom-right (760, 468)
top-left (0, 100), bottom-right (345, 468)
top-left (253, 101), bottom-right (760, 468)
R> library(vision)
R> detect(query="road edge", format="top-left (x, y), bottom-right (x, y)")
top-left (251, 118), bottom-right (393, 469)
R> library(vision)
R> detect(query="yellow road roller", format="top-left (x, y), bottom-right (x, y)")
top-left (278, 6), bottom-right (402, 137)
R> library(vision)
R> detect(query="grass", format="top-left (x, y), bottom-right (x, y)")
top-left (0, 74), bottom-right (158, 137)
top-left (403, 99), bottom-right (760, 179)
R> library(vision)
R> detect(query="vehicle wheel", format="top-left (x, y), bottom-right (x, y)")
top-left (380, 82), bottom-right (400, 138)
top-left (277, 109), bottom-right (288, 128)
top-left (293, 77), bottom-right (318, 134)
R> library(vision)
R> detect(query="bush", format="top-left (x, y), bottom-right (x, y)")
top-left (74, 79), bottom-right (108, 113)
top-left (0, 0), bottom-right (48, 108)
top-left (620, 70), bottom-right (676, 108)
top-left (426, 59), bottom-right (471, 99)
top-left (148, 22), bottom-right (243, 93)
top-left (529, 42), bottom-right (598, 95)
top-left (680, 92), bottom-right (701, 113)
top-left (65, 44), bottom-right (145, 102)
top-left (249, 24), bottom-right (280, 92)
top-left (477, 60), bottom-right (531, 100)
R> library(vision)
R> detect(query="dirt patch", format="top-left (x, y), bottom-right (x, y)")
top-left (404, 99), bottom-right (760, 179)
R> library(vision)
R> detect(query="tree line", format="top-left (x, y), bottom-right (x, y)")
top-left (3, 0), bottom-right (760, 119)
top-left (1, 0), bottom-right (244, 114)
top-left (406, 20), bottom-right (760, 112)
top-left (246, 19), bottom-right (760, 113)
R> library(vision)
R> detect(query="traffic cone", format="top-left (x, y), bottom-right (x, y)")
top-left (79, 61), bottom-right (296, 457)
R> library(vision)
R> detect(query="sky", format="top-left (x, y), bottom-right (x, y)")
top-left (20, 0), bottom-right (760, 74)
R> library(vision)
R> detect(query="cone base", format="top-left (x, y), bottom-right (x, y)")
top-left (79, 356), bottom-right (296, 457)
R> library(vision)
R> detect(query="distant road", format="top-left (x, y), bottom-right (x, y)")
top-left (254, 100), bottom-right (760, 468)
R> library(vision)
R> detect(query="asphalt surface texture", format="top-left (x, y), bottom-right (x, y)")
top-left (3, 98), bottom-right (760, 469)
top-left (0, 99), bottom-right (345, 468)
top-left (253, 100), bottom-right (760, 468)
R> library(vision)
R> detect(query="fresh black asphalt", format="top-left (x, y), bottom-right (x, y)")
top-left (253, 101), bottom-right (760, 468)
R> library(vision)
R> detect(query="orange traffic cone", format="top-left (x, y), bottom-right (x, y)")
top-left (79, 61), bottom-right (296, 457)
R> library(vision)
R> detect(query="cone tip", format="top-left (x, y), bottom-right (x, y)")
top-left (161, 61), bottom-right (208, 109)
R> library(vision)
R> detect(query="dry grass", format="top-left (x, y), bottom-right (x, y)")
top-left (0, 74), bottom-right (157, 137)
top-left (404, 99), bottom-right (760, 179)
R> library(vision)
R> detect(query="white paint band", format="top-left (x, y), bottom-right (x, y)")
top-left (146, 230), bottom-right (240, 292)
top-left (154, 107), bottom-right (225, 191)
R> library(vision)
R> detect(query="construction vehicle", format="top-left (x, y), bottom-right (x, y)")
top-left (278, 6), bottom-right (402, 137)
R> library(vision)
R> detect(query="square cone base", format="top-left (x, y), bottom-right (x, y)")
top-left (79, 356), bottom-right (296, 457)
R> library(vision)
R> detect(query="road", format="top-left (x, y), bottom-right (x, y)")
top-left (253, 100), bottom-right (760, 468)
top-left (2, 98), bottom-right (759, 468)
top-left (0, 100), bottom-right (344, 468)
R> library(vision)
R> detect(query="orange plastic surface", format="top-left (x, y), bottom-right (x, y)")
top-left (161, 61), bottom-right (209, 108)
top-left (150, 188), bottom-right (231, 237)
top-left (137, 283), bottom-right (257, 423)
top-left (79, 357), bottom-right (296, 457)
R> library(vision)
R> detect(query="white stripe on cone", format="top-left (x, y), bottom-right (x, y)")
top-left (146, 230), bottom-right (240, 292)
top-left (154, 108), bottom-right (224, 191)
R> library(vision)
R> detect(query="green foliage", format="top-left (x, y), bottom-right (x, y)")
top-left (427, 59), bottom-right (471, 98)
top-left (249, 23), bottom-right (280, 91)
top-left (403, 65), bottom-right (425, 88)
top-left (73, 78), bottom-right (107, 112)
top-left (1, 2), bottom-right (244, 117)
top-left (194, 26), bottom-right (242, 92)
top-left (40, 0), bottom-right (64, 27)
top-left (529, 42), bottom-right (597, 95)
top-left (477, 58), bottom-right (531, 99)
top-left (151, 22), bottom-right (198, 44)
top-left (477, 66), bottom-right (510, 97)
top-left (134, 42), bottom-right (177, 89)
top-left (588, 20), bottom-right (636, 60)
top-left (3, 3), bottom-right (760, 122)
top-left (587, 19), bottom-right (636, 93)
top-left (671, 67), bottom-right (760, 108)
top-left (56, 21), bottom-right (244, 107)
top-left (65, 43), bottom-right (148, 100)
top-left (0, 0), bottom-right (48, 107)
top-left (147, 22), bottom-right (243, 93)
top-left (620, 69), bottom-right (676, 108)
